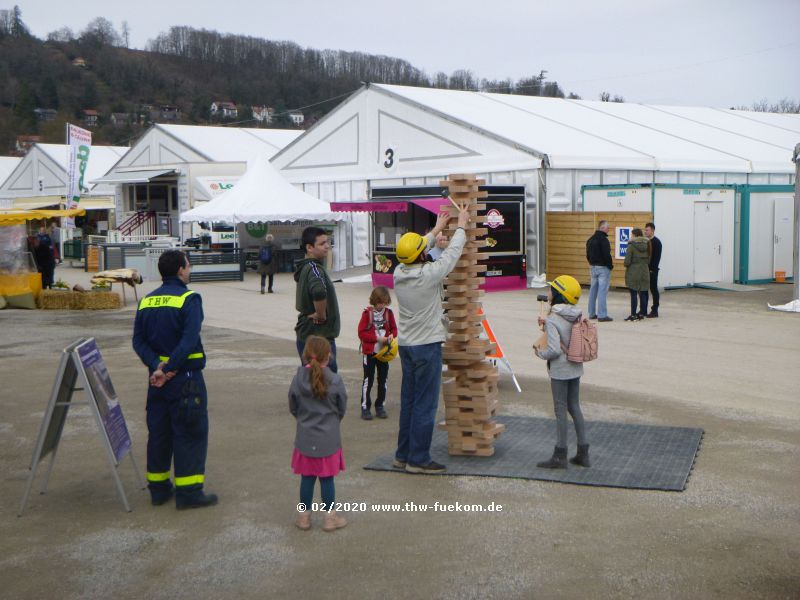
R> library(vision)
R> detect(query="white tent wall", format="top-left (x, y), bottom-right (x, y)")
top-left (739, 186), bottom-right (795, 283)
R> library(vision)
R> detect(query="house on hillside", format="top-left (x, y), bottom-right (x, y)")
top-left (14, 135), bottom-right (42, 156)
top-left (72, 57), bottom-right (87, 68)
top-left (154, 105), bottom-right (181, 122)
top-left (82, 109), bottom-right (99, 128)
top-left (288, 111), bottom-right (304, 126)
top-left (252, 105), bottom-right (274, 124)
top-left (34, 108), bottom-right (57, 123)
top-left (210, 101), bottom-right (238, 119)
top-left (111, 113), bottom-right (132, 127)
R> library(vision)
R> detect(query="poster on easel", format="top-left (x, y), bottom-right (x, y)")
top-left (18, 338), bottom-right (143, 516)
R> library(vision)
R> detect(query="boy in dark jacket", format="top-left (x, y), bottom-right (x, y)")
top-left (294, 227), bottom-right (341, 372)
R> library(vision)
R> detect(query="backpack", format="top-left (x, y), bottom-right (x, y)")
top-left (258, 245), bottom-right (273, 265)
top-left (560, 316), bottom-right (598, 363)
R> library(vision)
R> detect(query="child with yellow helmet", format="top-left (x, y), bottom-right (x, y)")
top-left (357, 286), bottom-right (399, 420)
top-left (533, 274), bottom-right (591, 470)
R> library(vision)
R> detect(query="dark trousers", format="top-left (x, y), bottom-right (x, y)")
top-left (146, 370), bottom-right (208, 502)
top-left (629, 289), bottom-right (649, 316)
top-left (361, 353), bottom-right (389, 410)
top-left (40, 265), bottom-right (55, 289)
top-left (300, 475), bottom-right (335, 511)
top-left (649, 269), bottom-right (660, 311)
top-left (260, 273), bottom-right (274, 291)
top-left (551, 377), bottom-right (587, 448)
top-left (296, 338), bottom-right (338, 373)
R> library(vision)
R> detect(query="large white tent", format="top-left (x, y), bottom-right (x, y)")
top-left (180, 154), bottom-right (340, 224)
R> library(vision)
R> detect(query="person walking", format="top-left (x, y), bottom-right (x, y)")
top-left (257, 233), bottom-right (278, 294)
top-left (290, 336), bottom-right (348, 532)
top-left (623, 228), bottom-right (651, 321)
top-left (534, 275), bottom-right (590, 469)
top-left (132, 249), bottom-right (218, 509)
top-left (645, 222), bottom-right (662, 318)
top-left (357, 286), bottom-right (398, 420)
top-left (294, 227), bottom-right (340, 373)
top-left (392, 205), bottom-right (469, 475)
top-left (586, 220), bottom-right (614, 322)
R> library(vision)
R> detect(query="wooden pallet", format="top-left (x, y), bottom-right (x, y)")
top-left (437, 174), bottom-right (504, 456)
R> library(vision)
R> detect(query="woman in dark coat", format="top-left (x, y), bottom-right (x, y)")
top-left (33, 236), bottom-right (56, 289)
top-left (624, 228), bottom-right (651, 320)
top-left (258, 234), bottom-right (279, 294)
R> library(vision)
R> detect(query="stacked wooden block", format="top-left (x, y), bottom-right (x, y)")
top-left (438, 174), bottom-right (505, 456)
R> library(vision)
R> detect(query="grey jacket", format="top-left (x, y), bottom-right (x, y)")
top-left (536, 304), bottom-right (584, 380)
top-left (393, 227), bottom-right (467, 346)
top-left (288, 366), bottom-right (347, 457)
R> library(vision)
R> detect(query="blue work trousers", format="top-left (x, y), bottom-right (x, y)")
top-left (396, 343), bottom-right (442, 467)
top-left (146, 370), bottom-right (208, 503)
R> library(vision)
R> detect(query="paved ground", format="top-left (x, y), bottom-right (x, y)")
top-left (0, 264), bottom-right (798, 599)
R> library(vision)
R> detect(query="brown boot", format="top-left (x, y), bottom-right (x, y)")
top-left (322, 510), bottom-right (347, 532)
top-left (294, 511), bottom-right (311, 531)
top-left (537, 446), bottom-right (568, 469)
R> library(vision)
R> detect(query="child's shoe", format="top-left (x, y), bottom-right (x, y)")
top-left (361, 408), bottom-right (373, 420)
top-left (375, 406), bottom-right (387, 419)
top-left (295, 510), bottom-right (312, 531)
top-left (322, 510), bottom-right (347, 532)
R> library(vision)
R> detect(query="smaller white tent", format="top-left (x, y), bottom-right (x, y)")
top-left (180, 154), bottom-right (340, 224)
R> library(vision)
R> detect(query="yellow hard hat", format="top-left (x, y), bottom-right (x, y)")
top-left (549, 275), bottom-right (581, 305)
top-left (374, 338), bottom-right (398, 362)
top-left (396, 232), bottom-right (427, 264)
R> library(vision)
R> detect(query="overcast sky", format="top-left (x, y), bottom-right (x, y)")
top-left (12, 0), bottom-right (800, 108)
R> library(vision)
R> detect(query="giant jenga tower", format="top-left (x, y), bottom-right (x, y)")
top-left (438, 174), bottom-right (505, 456)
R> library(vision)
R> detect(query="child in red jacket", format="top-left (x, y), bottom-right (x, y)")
top-left (357, 286), bottom-right (398, 420)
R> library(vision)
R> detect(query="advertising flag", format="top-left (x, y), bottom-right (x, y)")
top-left (64, 124), bottom-right (92, 228)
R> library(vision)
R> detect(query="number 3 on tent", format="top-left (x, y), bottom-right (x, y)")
top-left (383, 148), bottom-right (394, 169)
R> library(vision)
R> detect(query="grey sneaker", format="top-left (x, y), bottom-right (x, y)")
top-left (598, 316), bottom-right (614, 322)
top-left (405, 461), bottom-right (446, 474)
top-left (392, 458), bottom-right (407, 469)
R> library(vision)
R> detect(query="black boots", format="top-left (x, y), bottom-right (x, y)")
top-left (646, 310), bottom-right (658, 318)
top-left (176, 491), bottom-right (219, 510)
top-left (569, 444), bottom-right (591, 468)
top-left (537, 446), bottom-right (567, 469)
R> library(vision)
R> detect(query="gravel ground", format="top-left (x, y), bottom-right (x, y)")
top-left (0, 269), bottom-right (798, 599)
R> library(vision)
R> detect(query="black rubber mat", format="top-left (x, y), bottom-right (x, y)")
top-left (364, 415), bottom-right (703, 491)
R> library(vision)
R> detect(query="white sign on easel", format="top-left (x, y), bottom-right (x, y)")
top-left (18, 338), bottom-right (144, 516)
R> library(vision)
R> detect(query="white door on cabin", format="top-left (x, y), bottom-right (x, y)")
top-left (773, 196), bottom-right (794, 277)
top-left (693, 201), bottom-right (723, 283)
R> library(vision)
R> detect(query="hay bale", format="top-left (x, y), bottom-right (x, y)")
top-left (39, 290), bottom-right (76, 310)
top-left (80, 291), bottom-right (121, 310)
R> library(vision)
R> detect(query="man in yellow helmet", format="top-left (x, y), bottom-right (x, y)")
top-left (392, 205), bottom-right (469, 474)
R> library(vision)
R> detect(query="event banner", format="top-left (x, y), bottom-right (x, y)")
top-left (75, 339), bottom-right (132, 463)
top-left (64, 124), bottom-right (92, 229)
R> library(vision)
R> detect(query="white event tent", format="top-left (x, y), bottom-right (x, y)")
top-left (180, 154), bottom-right (340, 225)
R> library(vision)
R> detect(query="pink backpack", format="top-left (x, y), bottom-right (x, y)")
top-left (560, 316), bottom-right (598, 363)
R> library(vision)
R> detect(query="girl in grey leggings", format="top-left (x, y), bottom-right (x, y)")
top-left (534, 275), bottom-right (591, 469)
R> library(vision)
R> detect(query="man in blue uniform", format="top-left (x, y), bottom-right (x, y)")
top-left (133, 250), bottom-right (218, 509)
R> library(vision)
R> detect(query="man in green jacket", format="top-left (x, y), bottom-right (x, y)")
top-left (294, 226), bottom-right (341, 372)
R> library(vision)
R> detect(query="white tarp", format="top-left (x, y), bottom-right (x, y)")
top-left (180, 155), bottom-right (341, 223)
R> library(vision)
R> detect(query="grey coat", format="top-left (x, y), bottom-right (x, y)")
top-left (289, 366), bottom-right (347, 457)
top-left (536, 304), bottom-right (584, 380)
top-left (257, 241), bottom-right (278, 276)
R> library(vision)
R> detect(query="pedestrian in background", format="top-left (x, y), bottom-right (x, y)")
top-left (624, 228), bottom-right (651, 321)
top-left (586, 220), bottom-right (614, 322)
top-left (258, 233), bottom-right (278, 294)
top-left (289, 336), bottom-right (348, 532)
top-left (645, 222), bottom-right (662, 318)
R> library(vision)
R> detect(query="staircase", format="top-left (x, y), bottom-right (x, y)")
top-left (117, 211), bottom-right (157, 238)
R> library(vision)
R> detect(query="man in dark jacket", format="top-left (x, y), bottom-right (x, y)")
top-left (586, 220), bottom-right (614, 322)
top-left (294, 227), bottom-right (341, 372)
top-left (132, 250), bottom-right (218, 510)
top-left (645, 222), bottom-right (662, 318)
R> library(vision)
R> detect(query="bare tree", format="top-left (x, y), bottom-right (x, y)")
top-left (120, 20), bottom-right (130, 48)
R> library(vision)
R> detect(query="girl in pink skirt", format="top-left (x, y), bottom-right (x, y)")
top-left (289, 335), bottom-right (348, 531)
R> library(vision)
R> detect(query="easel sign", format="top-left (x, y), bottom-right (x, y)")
top-left (18, 338), bottom-right (143, 516)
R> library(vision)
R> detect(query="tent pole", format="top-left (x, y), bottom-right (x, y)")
top-left (793, 143), bottom-right (799, 302)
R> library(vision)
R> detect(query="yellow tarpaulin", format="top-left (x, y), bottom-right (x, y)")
top-left (0, 208), bottom-right (86, 226)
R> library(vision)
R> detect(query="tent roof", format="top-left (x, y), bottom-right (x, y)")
top-left (0, 207), bottom-right (85, 226)
top-left (156, 124), bottom-right (303, 162)
top-left (180, 155), bottom-right (340, 223)
top-left (0, 157), bottom-right (21, 187)
top-left (36, 144), bottom-right (129, 181)
top-left (371, 84), bottom-right (798, 173)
